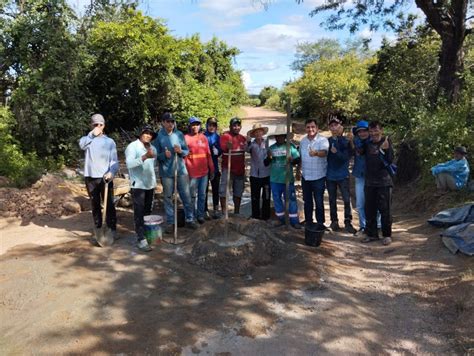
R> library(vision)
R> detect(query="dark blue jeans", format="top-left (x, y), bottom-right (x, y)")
top-left (302, 176), bottom-right (326, 224)
top-left (327, 178), bottom-right (352, 223)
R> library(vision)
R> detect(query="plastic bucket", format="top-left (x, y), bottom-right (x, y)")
top-left (144, 215), bottom-right (163, 245)
top-left (304, 223), bottom-right (325, 247)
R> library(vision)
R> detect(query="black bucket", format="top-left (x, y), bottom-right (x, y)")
top-left (304, 223), bottom-right (325, 247)
top-left (177, 208), bottom-right (185, 227)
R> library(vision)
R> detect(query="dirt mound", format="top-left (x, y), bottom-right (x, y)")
top-left (0, 173), bottom-right (90, 221)
top-left (189, 218), bottom-right (288, 277)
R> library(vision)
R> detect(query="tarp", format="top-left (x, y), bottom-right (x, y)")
top-left (427, 203), bottom-right (474, 227)
top-left (441, 223), bottom-right (474, 256)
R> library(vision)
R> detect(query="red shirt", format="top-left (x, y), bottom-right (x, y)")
top-left (184, 133), bottom-right (214, 178)
top-left (220, 132), bottom-right (246, 176)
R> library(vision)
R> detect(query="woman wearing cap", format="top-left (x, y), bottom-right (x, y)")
top-left (125, 125), bottom-right (158, 252)
top-left (431, 146), bottom-right (470, 191)
top-left (246, 123), bottom-right (271, 220)
top-left (185, 116), bottom-right (215, 224)
top-left (204, 117), bottom-right (222, 219)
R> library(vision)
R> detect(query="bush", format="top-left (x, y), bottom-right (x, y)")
top-left (0, 107), bottom-right (43, 187)
top-left (265, 93), bottom-right (284, 111)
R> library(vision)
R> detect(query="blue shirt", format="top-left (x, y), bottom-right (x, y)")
top-left (152, 127), bottom-right (189, 177)
top-left (125, 139), bottom-right (157, 190)
top-left (352, 136), bottom-right (367, 178)
top-left (79, 132), bottom-right (119, 178)
top-left (327, 136), bottom-right (353, 181)
top-left (431, 158), bottom-right (470, 189)
top-left (204, 130), bottom-right (222, 173)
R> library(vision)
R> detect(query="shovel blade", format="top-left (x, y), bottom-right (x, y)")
top-left (94, 226), bottom-right (114, 247)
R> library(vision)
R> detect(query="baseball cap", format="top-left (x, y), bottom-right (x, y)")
top-left (230, 117), bottom-right (241, 126)
top-left (189, 116), bottom-right (202, 125)
top-left (91, 113), bottom-right (105, 125)
top-left (207, 117), bottom-right (218, 126)
top-left (162, 112), bottom-right (174, 121)
top-left (454, 146), bottom-right (467, 155)
top-left (140, 125), bottom-right (157, 139)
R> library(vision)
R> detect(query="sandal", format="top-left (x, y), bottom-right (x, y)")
top-left (361, 236), bottom-right (379, 243)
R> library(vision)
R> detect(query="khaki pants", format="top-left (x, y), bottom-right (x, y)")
top-left (435, 172), bottom-right (457, 191)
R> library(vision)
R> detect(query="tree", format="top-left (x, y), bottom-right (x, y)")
top-left (258, 86), bottom-right (278, 106)
top-left (303, 0), bottom-right (473, 102)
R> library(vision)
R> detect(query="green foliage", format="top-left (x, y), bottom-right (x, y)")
top-left (0, 107), bottom-right (43, 187)
top-left (265, 93), bottom-right (284, 112)
top-left (258, 86), bottom-right (278, 106)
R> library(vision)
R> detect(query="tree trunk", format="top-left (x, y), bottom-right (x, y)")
top-left (438, 32), bottom-right (464, 101)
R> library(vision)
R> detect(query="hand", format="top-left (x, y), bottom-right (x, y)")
top-left (212, 146), bottom-right (219, 156)
top-left (309, 147), bottom-right (317, 157)
top-left (287, 155), bottom-right (293, 163)
top-left (330, 144), bottom-right (337, 154)
top-left (165, 147), bottom-right (172, 159)
top-left (103, 172), bottom-right (113, 182)
top-left (226, 141), bottom-right (233, 150)
top-left (173, 144), bottom-right (182, 154)
top-left (145, 147), bottom-right (155, 159)
top-left (209, 171), bottom-right (215, 181)
top-left (92, 125), bottom-right (103, 136)
top-left (381, 137), bottom-right (390, 150)
top-left (267, 149), bottom-right (272, 160)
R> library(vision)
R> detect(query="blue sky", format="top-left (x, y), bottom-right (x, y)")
top-left (68, 0), bottom-right (420, 94)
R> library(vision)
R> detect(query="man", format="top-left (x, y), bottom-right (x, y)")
top-left (299, 118), bottom-right (329, 227)
top-left (431, 146), bottom-right (470, 191)
top-left (185, 116), bottom-right (215, 224)
top-left (361, 120), bottom-right (394, 246)
top-left (247, 123), bottom-right (271, 220)
top-left (125, 125), bottom-right (157, 252)
top-left (152, 112), bottom-right (198, 233)
top-left (79, 113), bottom-right (119, 243)
top-left (219, 117), bottom-right (247, 215)
top-left (265, 125), bottom-right (302, 229)
top-left (326, 114), bottom-right (357, 234)
top-left (204, 117), bottom-right (222, 219)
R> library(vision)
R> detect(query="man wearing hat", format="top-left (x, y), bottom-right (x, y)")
top-left (220, 117), bottom-right (247, 215)
top-left (125, 125), bottom-right (158, 252)
top-left (79, 113), bottom-right (119, 243)
top-left (204, 117), bottom-right (222, 219)
top-left (185, 116), bottom-right (215, 224)
top-left (152, 113), bottom-right (198, 233)
top-left (246, 123), bottom-right (271, 220)
top-left (431, 146), bottom-right (470, 191)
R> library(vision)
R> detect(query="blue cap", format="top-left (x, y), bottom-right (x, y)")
top-left (352, 120), bottom-right (369, 135)
top-left (189, 116), bottom-right (201, 125)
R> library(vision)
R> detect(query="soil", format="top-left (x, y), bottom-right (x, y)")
top-left (0, 106), bottom-right (472, 355)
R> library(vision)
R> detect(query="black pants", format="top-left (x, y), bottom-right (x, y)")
top-left (205, 171), bottom-right (221, 211)
top-left (131, 188), bottom-right (154, 241)
top-left (365, 186), bottom-right (392, 238)
top-left (85, 177), bottom-right (116, 230)
top-left (250, 176), bottom-right (271, 220)
top-left (327, 178), bottom-right (352, 223)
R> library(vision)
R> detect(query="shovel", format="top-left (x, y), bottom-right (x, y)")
top-left (224, 148), bottom-right (232, 238)
top-left (94, 179), bottom-right (114, 247)
top-left (163, 152), bottom-right (185, 245)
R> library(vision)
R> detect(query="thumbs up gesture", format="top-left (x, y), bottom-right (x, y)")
top-left (165, 147), bottom-right (171, 159)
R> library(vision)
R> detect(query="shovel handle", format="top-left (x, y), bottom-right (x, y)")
top-left (174, 153), bottom-right (178, 244)
top-left (102, 180), bottom-right (109, 222)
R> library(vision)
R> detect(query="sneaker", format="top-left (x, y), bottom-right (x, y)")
top-left (291, 222), bottom-right (303, 230)
top-left (197, 217), bottom-right (205, 224)
top-left (164, 224), bottom-right (174, 234)
top-left (345, 223), bottom-right (357, 234)
top-left (185, 221), bottom-right (199, 230)
top-left (330, 221), bottom-right (340, 231)
top-left (137, 239), bottom-right (152, 252)
top-left (382, 236), bottom-right (392, 246)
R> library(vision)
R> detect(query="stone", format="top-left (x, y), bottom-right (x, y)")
top-left (63, 201), bottom-right (81, 214)
top-left (62, 168), bottom-right (77, 179)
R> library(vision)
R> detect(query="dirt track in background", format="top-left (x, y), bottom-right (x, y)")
top-left (0, 106), bottom-right (472, 354)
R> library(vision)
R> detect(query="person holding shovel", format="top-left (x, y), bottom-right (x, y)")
top-left (219, 117), bottom-right (247, 216)
top-left (185, 116), bottom-right (215, 224)
top-left (264, 125), bottom-right (302, 229)
top-left (246, 123), bottom-right (271, 220)
top-left (79, 113), bottom-right (119, 243)
top-left (125, 125), bottom-right (158, 252)
top-left (153, 113), bottom-right (198, 234)
top-left (204, 117), bottom-right (222, 219)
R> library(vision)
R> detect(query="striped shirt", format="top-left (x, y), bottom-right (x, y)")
top-left (300, 134), bottom-right (329, 181)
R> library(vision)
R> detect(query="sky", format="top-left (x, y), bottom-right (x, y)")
top-left (68, 0), bottom-right (421, 94)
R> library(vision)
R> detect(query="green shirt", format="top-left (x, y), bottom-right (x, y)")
top-left (269, 142), bottom-right (300, 184)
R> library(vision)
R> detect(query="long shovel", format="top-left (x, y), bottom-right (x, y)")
top-left (224, 148), bottom-right (232, 238)
top-left (163, 153), bottom-right (184, 245)
top-left (95, 180), bottom-right (114, 247)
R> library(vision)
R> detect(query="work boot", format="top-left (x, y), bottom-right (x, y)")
top-left (185, 221), bottom-right (199, 230)
top-left (137, 239), bottom-right (152, 252)
top-left (345, 222), bottom-right (357, 234)
top-left (330, 221), bottom-right (340, 231)
top-left (272, 219), bottom-right (285, 227)
top-left (291, 222), bottom-right (303, 230)
top-left (197, 217), bottom-right (205, 224)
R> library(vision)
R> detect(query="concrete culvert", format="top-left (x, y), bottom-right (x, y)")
top-left (189, 217), bottom-right (287, 277)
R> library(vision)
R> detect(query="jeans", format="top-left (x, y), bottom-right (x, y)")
top-left (205, 171), bottom-right (221, 211)
top-left (161, 175), bottom-right (194, 225)
top-left (271, 182), bottom-right (299, 225)
top-left (327, 178), bottom-right (352, 223)
top-left (365, 186), bottom-right (392, 238)
top-left (302, 176), bottom-right (326, 224)
top-left (85, 177), bottom-right (116, 230)
top-left (190, 175), bottom-right (208, 220)
top-left (355, 176), bottom-right (381, 229)
top-left (131, 188), bottom-right (154, 241)
top-left (250, 176), bottom-right (271, 220)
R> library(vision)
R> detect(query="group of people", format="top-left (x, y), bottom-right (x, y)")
top-left (79, 111), bottom-right (470, 252)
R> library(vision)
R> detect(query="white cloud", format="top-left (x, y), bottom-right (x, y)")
top-left (241, 71), bottom-right (252, 89)
top-left (232, 24), bottom-right (312, 53)
top-left (243, 61), bottom-right (280, 71)
top-left (199, 0), bottom-right (265, 29)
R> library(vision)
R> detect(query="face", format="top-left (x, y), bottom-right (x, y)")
top-left (230, 122), bottom-right (241, 135)
top-left (275, 135), bottom-right (285, 144)
top-left (305, 122), bottom-right (318, 137)
top-left (140, 131), bottom-right (153, 143)
top-left (329, 122), bottom-right (342, 135)
top-left (357, 129), bottom-right (369, 140)
top-left (369, 125), bottom-right (383, 142)
top-left (190, 122), bottom-right (200, 134)
top-left (163, 119), bottom-right (175, 131)
top-left (453, 152), bottom-right (464, 160)
top-left (207, 123), bottom-right (217, 133)
top-left (92, 123), bottom-right (104, 129)
top-left (253, 128), bottom-right (264, 140)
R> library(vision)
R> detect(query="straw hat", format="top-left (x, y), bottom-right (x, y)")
top-left (247, 123), bottom-right (269, 138)
top-left (268, 124), bottom-right (294, 139)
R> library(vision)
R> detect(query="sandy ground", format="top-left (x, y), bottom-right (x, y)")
top-left (0, 106), bottom-right (472, 355)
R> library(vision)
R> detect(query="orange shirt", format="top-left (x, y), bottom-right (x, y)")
top-left (184, 133), bottom-right (214, 178)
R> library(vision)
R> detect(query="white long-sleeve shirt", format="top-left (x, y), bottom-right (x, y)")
top-left (79, 132), bottom-right (119, 178)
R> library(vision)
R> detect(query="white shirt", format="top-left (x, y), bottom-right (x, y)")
top-left (300, 134), bottom-right (329, 181)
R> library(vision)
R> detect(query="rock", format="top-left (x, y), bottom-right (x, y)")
top-left (0, 176), bottom-right (11, 187)
top-left (63, 201), bottom-right (81, 214)
top-left (62, 168), bottom-right (77, 179)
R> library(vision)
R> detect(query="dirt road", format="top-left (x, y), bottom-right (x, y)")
top-left (0, 106), bottom-right (472, 355)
